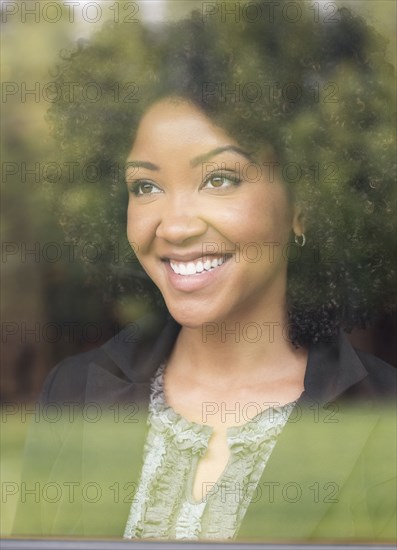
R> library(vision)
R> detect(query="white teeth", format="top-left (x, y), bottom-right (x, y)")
top-left (170, 261), bottom-right (180, 274)
top-left (169, 256), bottom-right (228, 275)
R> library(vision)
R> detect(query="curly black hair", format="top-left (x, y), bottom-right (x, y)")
top-left (46, 0), bottom-right (396, 346)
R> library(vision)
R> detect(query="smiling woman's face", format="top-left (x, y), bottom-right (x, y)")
top-left (126, 98), bottom-right (302, 328)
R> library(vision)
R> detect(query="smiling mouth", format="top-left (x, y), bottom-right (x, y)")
top-left (167, 255), bottom-right (232, 276)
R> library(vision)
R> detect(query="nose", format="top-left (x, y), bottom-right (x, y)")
top-left (155, 196), bottom-right (208, 244)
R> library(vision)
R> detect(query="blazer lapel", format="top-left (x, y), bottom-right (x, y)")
top-left (81, 364), bottom-right (147, 536)
top-left (80, 315), bottom-right (181, 536)
top-left (239, 333), bottom-right (380, 540)
top-left (238, 405), bottom-right (379, 540)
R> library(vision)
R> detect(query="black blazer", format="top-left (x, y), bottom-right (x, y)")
top-left (14, 314), bottom-right (396, 542)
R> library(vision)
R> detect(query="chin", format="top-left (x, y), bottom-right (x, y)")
top-left (166, 303), bottom-right (221, 330)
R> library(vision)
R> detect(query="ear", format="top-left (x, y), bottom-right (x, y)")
top-left (292, 204), bottom-right (305, 236)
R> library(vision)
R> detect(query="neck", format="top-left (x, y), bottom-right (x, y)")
top-left (167, 306), bottom-right (307, 385)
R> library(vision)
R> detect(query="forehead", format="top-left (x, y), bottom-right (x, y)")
top-left (129, 99), bottom-right (239, 156)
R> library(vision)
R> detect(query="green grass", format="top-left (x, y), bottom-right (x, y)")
top-left (1, 417), bottom-right (29, 535)
top-left (2, 406), bottom-right (396, 541)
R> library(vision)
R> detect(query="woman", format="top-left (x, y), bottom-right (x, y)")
top-left (14, 0), bottom-right (395, 542)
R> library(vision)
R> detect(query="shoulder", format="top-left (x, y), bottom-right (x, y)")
top-left (40, 314), bottom-right (180, 404)
top-left (304, 332), bottom-right (396, 404)
top-left (39, 346), bottom-right (108, 404)
top-left (354, 347), bottom-right (396, 395)
top-left (339, 333), bottom-right (396, 402)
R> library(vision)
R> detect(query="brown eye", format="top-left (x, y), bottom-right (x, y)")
top-left (203, 173), bottom-right (241, 190)
top-left (141, 182), bottom-right (154, 194)
top-left (130, 181), bottom-right (162, 196)
top-left (211, 177), bottom-right (226, 188)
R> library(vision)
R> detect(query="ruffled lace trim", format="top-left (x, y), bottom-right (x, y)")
top-left (149, 363), bottom-right (212, 454)
top-left (202, 402), bottom-right (295, 539)
top-left (124, 363), bottom-right (297, 540)
top-left (175, 500), bottom-right (206, 539)
top-left (123, 433), bottom-right (167, 538)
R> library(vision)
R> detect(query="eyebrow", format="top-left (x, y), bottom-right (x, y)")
top-left (190, 146), bottom-right (254, 167)
top-left (125, 160), bottom-right (159, 171)
top-left (125, 145), bottom-right (254, 173)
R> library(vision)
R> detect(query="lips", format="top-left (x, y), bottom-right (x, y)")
top-left (169, 255), bottom-right (229, 275)
top-left (162, 253), bottom-right (232, 292)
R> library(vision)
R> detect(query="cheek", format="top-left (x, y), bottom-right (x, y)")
top-left (126, 204), bottom-right (150, 263)
top-left (126, 202), bottom-right (162, 265)
top-left (126, 202), bottom-right (136, 240)
top-left (126, 206), bottom-right (152, 274)
top-left (127, 202), bottom-right (148, 241)
top-left (222, 191), bottom-right (292, 245)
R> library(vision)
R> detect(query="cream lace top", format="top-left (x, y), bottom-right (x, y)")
top-left (124, 364), bottom-right (295, 541)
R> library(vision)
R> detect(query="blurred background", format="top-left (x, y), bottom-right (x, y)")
top-left (1, 0), bottom-right (396, 536)
top-left (1, 0), bottom-right (396, 398)
top-left (1, 0), bottom-right (396, 401)
top-left (2, 0), bottom-right (396, 402)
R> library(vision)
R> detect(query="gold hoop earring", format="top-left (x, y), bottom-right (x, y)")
top-left (294, 233), bottom-right (306, 247)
